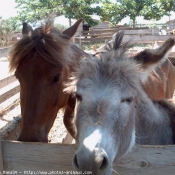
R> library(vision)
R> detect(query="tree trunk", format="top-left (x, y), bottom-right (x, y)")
top-left (132, 18), bottom-right (136, 28)
top-left (69, 18), bottom-right (71, 26)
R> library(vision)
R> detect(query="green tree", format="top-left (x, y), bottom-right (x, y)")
top-left (0, 17), bottom-right (20, 35)
top-left (0, 17), bottom-right (21, 46)
top-left (101, 0), bottom-right (166, 28)
top-left (15, 0), bottom-right (102, 26)
top-left (15, 0), bottom-right (63, 23)
top-left (62, 0), bottom-right (102, 26)
top-left (158, 0), bottom-right (175, 21)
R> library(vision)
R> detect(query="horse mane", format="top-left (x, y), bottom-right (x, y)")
top-left (8, 19), bottom-right (74, 72)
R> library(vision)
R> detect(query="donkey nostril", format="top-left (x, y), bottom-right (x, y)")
top-left (100, 156), bottom-right (109, 170)
top-left (73, 155), bottom-right (79, 169)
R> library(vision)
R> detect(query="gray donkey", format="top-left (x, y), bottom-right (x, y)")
top-left (64, 32), bottom-right (175, 175)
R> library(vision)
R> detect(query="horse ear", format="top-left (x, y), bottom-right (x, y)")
top-left (22, 22), bottom-right (33, 37)
top-left (63, 19), bottom-right (82, 39)
top-left (133, 38), bottom-right (175, 70)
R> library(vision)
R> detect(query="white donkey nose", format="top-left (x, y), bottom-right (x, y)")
top-left (72, 146), bottom-right (109, 173)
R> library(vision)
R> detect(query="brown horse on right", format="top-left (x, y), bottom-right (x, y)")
top-left (101, 32), bottom-right (175, 100)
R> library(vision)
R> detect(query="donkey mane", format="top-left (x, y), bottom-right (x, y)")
top-left (8, 19), bottom-right (74, 72)
top-left (65, 36), bottom-right (141, 94)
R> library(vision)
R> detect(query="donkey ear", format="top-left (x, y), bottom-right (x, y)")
top-left (133, 38), bottom-right (175, 70)
top-left (133, 38), bottom-right (175, 83)
top-left (63, 19), bottom-right (82, 39)
top-left (22, 22), bottom-right (33, 37)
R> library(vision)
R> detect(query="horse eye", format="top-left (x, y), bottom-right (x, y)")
top-left (52, 74), bottom-right (60, 83)
top-left (121, 97), bottom-right (133, 103)
top-left (75, 93), bottom-right (82, 102)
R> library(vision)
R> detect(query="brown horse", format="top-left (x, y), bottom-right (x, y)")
top-left (8, 19), bottom-right (88, 142)
top-left (65, 32), bottom-right (175, 175)
top-left (101, 32), bottom-right (175, 100)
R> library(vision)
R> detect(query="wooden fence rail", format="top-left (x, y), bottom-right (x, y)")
top-left (0, 76), bottom-right (20, 105)
top-left (0, 140), bottom-right (175, 175)
top-left (0, 33), bottom-right (22, 47)
top-left (0, 75), bottom-right (16, 89)
top-left (0, 73), bottom-right (20, 136)
top-left (74, 27), bottom-right (161, 45)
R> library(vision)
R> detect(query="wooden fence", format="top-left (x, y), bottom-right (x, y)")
top-left (113, 30), bottom-right (175, 44)
top-left (73, 27), bottom-right (159, 45)
top-left (0, 33), bottom-right (22, 47)
top-left (0, 76), bottom-right (19, 104)
top-left (0, 53), bottom-right (20, 140)
top-left (0, 135), bottom-right (175, 175)
top-left (97, 28), bottom-right (175, 52)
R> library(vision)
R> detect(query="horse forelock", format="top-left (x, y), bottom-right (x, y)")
top-left (8, 22), bottom-right (75, 72)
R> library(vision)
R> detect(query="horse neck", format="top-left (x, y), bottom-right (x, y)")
top-left (71, 44), bottom-right (89, 57)
top-left (164, 59), bottom-right (175, 98)
top-left (135, 88), bottom-right (173, 145)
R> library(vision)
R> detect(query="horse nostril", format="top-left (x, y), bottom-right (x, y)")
top-left (73, 154), bottom-right (79, 169)
top-left (99, 155), bottom-right (109, 170)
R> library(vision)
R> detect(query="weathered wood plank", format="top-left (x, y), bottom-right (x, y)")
top-left (112, 35), bottom-right (175, 43)
top-left (0, 85), bottom-right (20, 104)
top-left (116, 145), bottom-right (175, 175)
top-left (2, 141), bottom-right (75, 174)
top-left (123, 29), bottom-right (159, 35)
top-left (81, 28), bottom-right (117, 34)
top-left (0, 76), bottom-right (17, 89)
top-left (0, 33), bottom-right (22, 38)
top-left (2, 141), bottom-right (175, 175)
top-left (62, 133), bottom-right (74, 144)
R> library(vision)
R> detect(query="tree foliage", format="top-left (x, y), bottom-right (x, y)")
top-left (158, 0), bottom-right (175, 17)
top-left (14, 0), bottom-right (175, 28)
top-left (15, 0), bottom-right (63, 23)
top-left (0, 17), bottom-right (21, 46)
top-left (100, 0), bottom-right (169, 27)
top-left (15, 0), bottom-right (102, 26)
top-left (62, 0), bottom-right (102, 26)
top-left (0, 17), bottom-right (21, 35)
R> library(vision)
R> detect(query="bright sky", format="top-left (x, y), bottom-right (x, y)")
top-left (0, 0), bottom-right (174, 26)
top-left (0, 0), bottom-right (70, 26)
top-left (0, 0), bottom-right (18, 19)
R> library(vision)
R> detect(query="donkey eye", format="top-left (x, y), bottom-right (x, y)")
top-left (121, 97), bottom-right (133, 103)
top-left (52, 74), bottom-right (61, 83)
top-left (75, 93), bottom-right (82, 102)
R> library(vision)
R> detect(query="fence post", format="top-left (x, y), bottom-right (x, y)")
top-left (0, 135), bottom-right (4, 175)
top-left (90, 28), bottom-right (93, 43)
top-left (79, 34), bottom-right (82, 47)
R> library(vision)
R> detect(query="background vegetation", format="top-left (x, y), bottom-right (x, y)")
top-left (1, 0), bottom-right (175, 47)
top-left (14, 0), bottom-right (175, 27)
